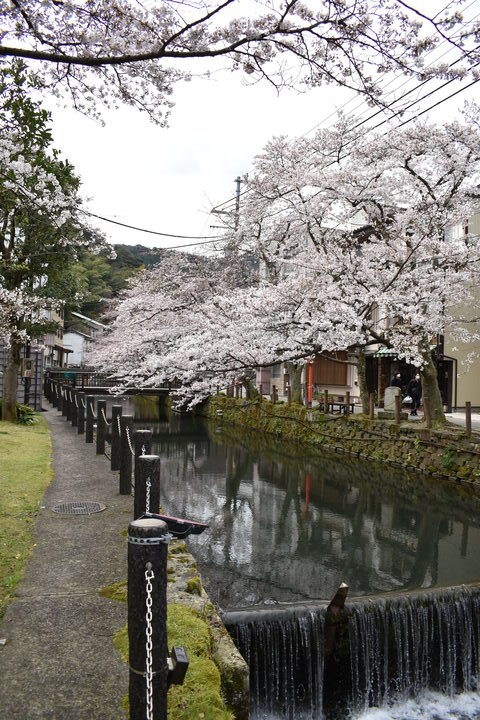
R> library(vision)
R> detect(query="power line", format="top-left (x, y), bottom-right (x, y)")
top-left (210, 1), bottom-right (479, 214)
top-left (82, 210), bottom-right (225, 242)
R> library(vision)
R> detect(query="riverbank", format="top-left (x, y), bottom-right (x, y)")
top-left (0, 416), bottom-right (52, 618)
top-left (204, 396), bottom-right (480, 485)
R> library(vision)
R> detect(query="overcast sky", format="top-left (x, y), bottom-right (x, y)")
top-left (46, 10), bottom-right (480, 252)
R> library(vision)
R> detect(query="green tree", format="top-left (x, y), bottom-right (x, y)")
top-left (0, 62), bottom-right (106, 420)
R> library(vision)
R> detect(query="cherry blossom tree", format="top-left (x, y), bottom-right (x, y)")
top-left (93, 111), bottom-right (480, 421)
top-left (0, 62), bottom-right (108, 420)
top-left (1, 1), bottom-right (479, 123)
top-left (234, 110), bottom-right (480, 420)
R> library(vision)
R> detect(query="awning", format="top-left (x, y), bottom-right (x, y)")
top-left (372, 347), bottom-right (397, 358)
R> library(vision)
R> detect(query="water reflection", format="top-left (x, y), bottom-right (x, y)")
top-left (132, 412), bottom-right (480, 610)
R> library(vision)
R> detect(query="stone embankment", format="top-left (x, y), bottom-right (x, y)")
top-left (104, 537), bottom-right (249, 720)
top-left (205, 396), bottom-right (480, 485)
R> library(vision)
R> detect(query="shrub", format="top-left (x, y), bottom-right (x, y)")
top-left (0, 399), bottom-right (39, 424)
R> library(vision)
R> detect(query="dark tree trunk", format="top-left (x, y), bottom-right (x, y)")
top-left (286, 361), bottom-right (303, 404)
top-left (355, 347), bottom-right (370, 414)
top-left (2, 337), bottom-right (21, 421)
top-left (420, 346), bottom-right (445, 423)
top-left (242, 375), bottom-right (258, 399)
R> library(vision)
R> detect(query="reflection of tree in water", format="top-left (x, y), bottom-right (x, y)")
top-left (145, 417), bottom-right (480, 605)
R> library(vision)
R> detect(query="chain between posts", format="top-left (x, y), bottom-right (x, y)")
top-left (145, 563), bottom-right (154, 720)
top-left (81, 398), bottom-right (87, 409)
top-left (101, 407), bottom-right (112, 428)
top-left (89, 402), bottom-right (97, 419)
top-left (145, 477), bottom-right (151, 514)
top-left (125, 425), bottom-right (135, 456)
top-left (117, 414), bottom-right (122, 436)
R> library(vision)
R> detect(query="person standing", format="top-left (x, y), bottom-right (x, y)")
top-left (407, 373), bottom-right (422, 416)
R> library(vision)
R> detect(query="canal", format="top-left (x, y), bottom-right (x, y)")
top-left (134, 412), bottom-right (480, 610)
top-left (122, 399), bottom-right (480, 719)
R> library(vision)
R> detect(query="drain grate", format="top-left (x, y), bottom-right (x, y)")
top-left (52, 501), bottom-right (106, 515)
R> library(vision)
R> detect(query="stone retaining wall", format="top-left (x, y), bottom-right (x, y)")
top-left (167, 539), bottom-right (249, 720)
top-left (205, 396), bottom-right (480, 485)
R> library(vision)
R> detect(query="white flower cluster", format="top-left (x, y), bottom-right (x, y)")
top-left (1, 1), bottom-right (479, 122)
top-left (91, 112), bottom-right (480, 404)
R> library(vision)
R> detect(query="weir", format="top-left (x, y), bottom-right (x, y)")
top-left (223, 583), bottom-right (480, 719)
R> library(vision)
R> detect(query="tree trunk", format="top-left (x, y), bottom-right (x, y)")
top-left (420, 347), bottom-right (445, 423)
top-left (355, 347), bottom-right (370, 414)
top-left (286, 361), bottom-right (303, 404)
top-left (241, 375), bottom-right (258, 399)
top-left (2, 337), bottom-right (21, 421)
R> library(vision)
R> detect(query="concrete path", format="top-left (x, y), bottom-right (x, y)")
top-left (0, 404), bottom-right (131, 719)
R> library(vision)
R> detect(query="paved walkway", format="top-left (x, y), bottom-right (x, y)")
top-left (0, 404), bottom-right (131, 719)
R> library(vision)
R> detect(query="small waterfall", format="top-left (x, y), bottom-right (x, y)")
top-left (227, 606), bottom-right (325, 719)
top-left (224, 585), bottom-right (480, 719)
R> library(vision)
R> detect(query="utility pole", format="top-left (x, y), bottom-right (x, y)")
top-left (234, 175), bottom-right (242, 231)
top-left (211, 176), bottom-right (243, 231)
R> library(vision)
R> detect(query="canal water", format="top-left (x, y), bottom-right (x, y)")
top-left (123, 399), bottom-right (480, 719)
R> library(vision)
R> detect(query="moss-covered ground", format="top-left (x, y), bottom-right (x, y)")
top-left (0, 416), bottom-right (52, 618)
top-left (103, 581), bottom-right (234, 720)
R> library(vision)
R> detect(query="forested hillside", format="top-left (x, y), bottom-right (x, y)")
top-left (65, 243), bottom-right (167, 323)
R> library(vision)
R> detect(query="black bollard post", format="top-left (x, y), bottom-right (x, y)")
top-left (71, 389), bottom-right (78, 428)
top-left (96, 399), bottom-right (107, 455)
top-left (85, 394), bottom-right (95, 443)
top-left (77, 393), bottom-right (86, 434)
top-left (128, 517), bottom-right (169, 720)
top-left (59, 384), bottom-right (66, 415)
top-left (134, 455), bottom-right (160, 520)
top-left (134, 429), bottom-right (153, 489)
top-left (65, 387), bottom-right (73, 422)
top-left (120, 414), bottom-right (134, 495)
top-left (111, 405), bottom-right (123, 472)
top-left (51, 381), bottom-right (57, 408)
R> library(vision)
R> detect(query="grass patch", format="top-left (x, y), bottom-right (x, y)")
top-left (0, 416), bottom-right (52, 618)
top-left (113, 604), bottom-right (233, 720)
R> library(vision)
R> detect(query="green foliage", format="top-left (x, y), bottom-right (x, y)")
top-left (65, 244), bottom-right (144, 321)
top-left (0, 400), bottom-right (38, 425)
top-left (441, 447), bottom-right (458, 470)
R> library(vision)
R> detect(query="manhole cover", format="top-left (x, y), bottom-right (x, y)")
top-left (52, 501), bottom-right (106, 515)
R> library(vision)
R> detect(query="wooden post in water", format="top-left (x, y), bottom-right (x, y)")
top-left (324, 389), bottom-right (329, 414)
top-left (134, 455), bottom-right (161, 520)
top-left (286, 385), bottom-right (292, 404)
top-left (394, 394), bottom-right (401, 424)
top-left (85, 394), bottom-right (95, 444)
top-left (120, 414), bottom-right (134, 495)
top-left (324, 583), bottom-right (349, 657)
top-left (369, 393), bottom-right (375, 420)
top-left (96, 399), bottom-right (107, 455)
top-left (345, 391), bottom-right (350, 416)
top-left (272, 385), bottom-right (276, 404)
top-left (111, 405), bottom-right (123, 471)
top-left (466, 401), bottom-right (472, 438)
top-left (128, 517), bottom-right (169, 720)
